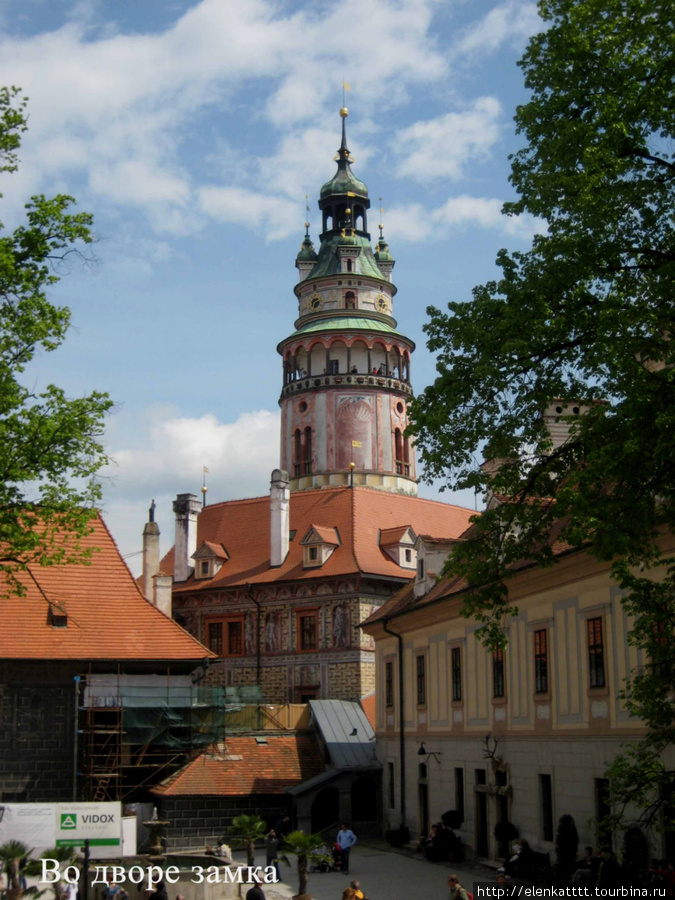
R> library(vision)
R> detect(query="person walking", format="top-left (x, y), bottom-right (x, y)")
top-left (265, 828), bottom-right (281, 882)
top-left (447, 874), bottom-right (469, 900)
top-left (245, 880), bottom-right (265, 900)
top-left (336, 823), bottom-right (357, 874)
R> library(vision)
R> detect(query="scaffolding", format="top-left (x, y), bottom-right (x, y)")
top-left (78, 671), bottom-right (308, 802)
top-left (78, 670), bottom-right (229, 802)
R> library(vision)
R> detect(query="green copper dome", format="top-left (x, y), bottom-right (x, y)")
top-left (374, 237), bottom-right (393, 262)
top-left (296, 235), bottom-right (318, 261)
top-left (320, 168), bottom-right (368, 200)
top-left (319, 113), bottom-right (369, 201)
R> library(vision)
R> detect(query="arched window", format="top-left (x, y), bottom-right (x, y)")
top-left (345, 291), bottom-right (356, 309)
top-left (304, 427), bottom-right (313, 474)
top-left (394, 429), bottom-right (403, 474)
top-left (294, 429), bottom-right (302, 476)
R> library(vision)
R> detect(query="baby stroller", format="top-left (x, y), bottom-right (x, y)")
top-left (331, 843), bottom-right (344, 872)
top-left (309, 844), bottom-right (340, 874)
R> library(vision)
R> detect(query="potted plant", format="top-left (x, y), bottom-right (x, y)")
top-left (229, 814), bottom-right (267, 868)
top-left (0, 841), bottom-right (33, 900)
top-left (279, 829), bottom-right (326, 900)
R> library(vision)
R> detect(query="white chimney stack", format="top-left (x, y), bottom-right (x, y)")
top-left (173, 493), bottom-right (201, 583)
top-left (270, 469), bottom-right (290, 567)
top-left (142, 500), bottom-right (160, 602)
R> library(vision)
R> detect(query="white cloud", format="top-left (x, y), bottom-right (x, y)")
top-left (0, 0), bottom-right (449, 237)
top-left (395, 98), bottom-right (503, 183)
top-left (101, 404), bottom-right (280, 573)
top-left (198, 186), bottom-right (301, 242)
top-left (453, 0), bottom-right (542, 59)
top-left (385, 195), bottom-right (545, 241)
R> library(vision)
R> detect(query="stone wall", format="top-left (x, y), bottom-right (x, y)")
top-left (158, 795), bottom-right (292, 851)
top-left (0, 661), bottom-right (76, 801)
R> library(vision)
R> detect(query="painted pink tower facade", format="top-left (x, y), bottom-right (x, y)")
top-left (278, 109), bottom-right (417, 495)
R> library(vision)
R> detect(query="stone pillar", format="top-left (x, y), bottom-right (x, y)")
top-left (173, 493), bottom-right (200, 583)
top-left (142, 500), bottom-right (160, 602)
top-left (270, 469), bottom-right (290, 567)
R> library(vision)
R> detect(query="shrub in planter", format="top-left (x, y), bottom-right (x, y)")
top-left (493, 821), bottom-right (519, 844)
top-left (441, 810), bottom-right (463, 831)
top-left (622, 827), bottom-right (649, 886)
top-left (554, 815), bottom-right (579, 885)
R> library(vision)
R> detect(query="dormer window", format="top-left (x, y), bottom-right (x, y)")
top-left (379, 525), bottom-right (417, 569)
top-left (192, 541), bottom-right (230, 580)
top-left (301, 525), bottom-right (340, 568)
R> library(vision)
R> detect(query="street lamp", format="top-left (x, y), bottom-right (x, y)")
top-left (418, 741), bottom-right (442, 764)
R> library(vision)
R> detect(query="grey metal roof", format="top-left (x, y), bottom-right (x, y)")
top-left (286, 767), bottom-right (340, 796)
top-left (309, 699), bottom-right (379, 770)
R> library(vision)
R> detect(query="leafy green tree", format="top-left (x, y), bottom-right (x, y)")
top-left (279, 830), bottom-right (326, 899)
top-left (409, 0), bottom-right (675, 825)
top-left (0, 86), bottom-right (111, 591)
top-left (229, 814), bottom-right (267, 868)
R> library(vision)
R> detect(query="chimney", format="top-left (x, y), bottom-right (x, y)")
top-left (142, 500), bottom-right (160, 602)
top-left (541, 401), bottom-right (590, 451)
top-left (270, 469), bottom-right (290, 567)
top-left (153, 573), bottom-right (173, 617)
top-left (173, 493), bottom-right (200, 583)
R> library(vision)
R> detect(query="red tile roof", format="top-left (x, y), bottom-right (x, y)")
top-left (363, 517), bottom-right (580, 627)
top-left (360, 692), bottom-right (376, 730)
top-left (379, 525), bottom-right (414, 546)
top-left (151, 735), bottom-right (325, 796)
top-left (0, 513), bottom-right (214, 661)
top-left (172, 486), bottom-right (474, 592)
top-left (303, 525), bottom-right (340, 546)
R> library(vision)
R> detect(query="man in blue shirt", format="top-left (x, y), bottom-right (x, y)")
top-left (336, 823), bottom-right (357, 874)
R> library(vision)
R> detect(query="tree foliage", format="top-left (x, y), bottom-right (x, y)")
top-left (409, 0), bottom-right (675, 825)
top-left (0, 87), bottom-right (112, 590)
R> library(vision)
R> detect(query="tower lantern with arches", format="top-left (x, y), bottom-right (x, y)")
top-left (278, 109), bottom-right (417, 494)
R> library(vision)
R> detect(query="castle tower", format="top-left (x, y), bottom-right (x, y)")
top-left (278, 109), bottom-right (417, 495)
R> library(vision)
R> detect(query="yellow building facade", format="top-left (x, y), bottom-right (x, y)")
top-left (363, 538), bottom-right (674, 860)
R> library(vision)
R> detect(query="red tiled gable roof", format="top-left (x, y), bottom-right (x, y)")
top-left (379, 525), bottom-right (414, 546)
top-left (360, 692), bottom-right (376, 730)
top-left (302, 525), bottom-right (340, 546)
top-left (195, 541), bottom-right (229, 559)
top-left (173, 486), bottom-right (474, 592)
top-left (151, 735), bottom-right (325, 796)
top-left (0, 513), bottom-right (214, 661)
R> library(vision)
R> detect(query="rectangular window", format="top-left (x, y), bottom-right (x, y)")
top-left (455, 767), bottom-right (465, 823)
top-left (416, 655), bottom-right (426, 705)
top-left (588, 617), bottom-right (606, 687)
top-left (385, 661), bottom-right (393, 708)
top-left (405, 548), bottom-right (412, 563)
top-left (309, 546), bottom-right (318, 561)
top-left (534, 629), bottom-right (549, 694)
top-left (493, 649), bottom-right (505, 698)
top-left (540, 774), bottom-right (553, 841)
top-left (328, 359), bottom-right (339, 374)
top-left (299, 613), bottom-right (317, 651)
top-left (207, 622), bottom-right (223, 656)
top-left (200, 560), bottom-right (210, 577)
top-left (227, 621), bottom-right (243, 656)
top-left (388, 762), bottom-right (395, 808)
top-left (417, 558), bottom-right (425, 580)
top-left (451, 647), bottom-right (462, 701)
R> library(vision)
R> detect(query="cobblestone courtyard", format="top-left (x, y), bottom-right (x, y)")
top-left (250, 840), bottom-right (500, 900)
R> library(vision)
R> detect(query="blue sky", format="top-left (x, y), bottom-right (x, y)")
top-left (0, 0), bottom-right (544, 572)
